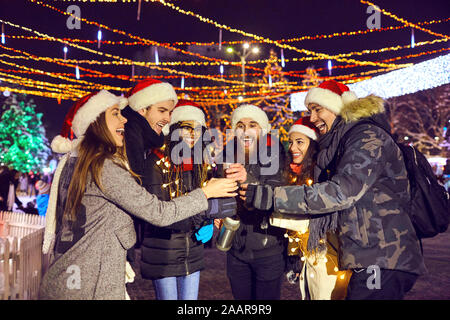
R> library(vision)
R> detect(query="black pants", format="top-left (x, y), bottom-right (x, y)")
top-left (227, 252), bottom-right (285, 300)
top-left (346, 268), bottom-right (418, 300)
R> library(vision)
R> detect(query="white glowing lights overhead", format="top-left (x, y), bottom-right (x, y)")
top-left (154, 47), bottom-right (159, 65)
top-left (290, 54), bottom-right (450, 111)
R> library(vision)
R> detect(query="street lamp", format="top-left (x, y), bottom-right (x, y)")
top-left (226, 42), bottom-right (260, 94)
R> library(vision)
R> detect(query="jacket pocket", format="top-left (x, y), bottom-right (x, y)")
top-left (114, 222), bottom-right (137, 250)
top-left (356, 207), bottom-right (370, 247)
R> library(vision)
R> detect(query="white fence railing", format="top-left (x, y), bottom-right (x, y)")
top-left (0, 211), bottom-right (45, 300)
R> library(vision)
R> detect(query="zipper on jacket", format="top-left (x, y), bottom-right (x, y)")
top-left (185, 233), bottom-right (190, 275)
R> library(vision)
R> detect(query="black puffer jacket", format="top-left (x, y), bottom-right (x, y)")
top-left (221, 135), bottom-right (288, 262)
top-left (122, 106), bottom-right (165, 260)
top-left (140, 151), bottom-right (210, 280)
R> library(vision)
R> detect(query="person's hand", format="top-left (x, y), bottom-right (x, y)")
top-left (244, 184), bottom-right (274, 211)
top-left (201, 178), bottom-right (238, 199)
top-left (225, 163), bottom-right (247, 183)
top-left (239, 183), bottom-right (248, 201)
top-left (195, 223), bottom-right (214, 243)
top-left (214, 219), bottom-right (222, 229)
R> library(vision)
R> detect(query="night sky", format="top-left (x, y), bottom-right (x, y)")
top-left (0, 0), bottom-right (448, 141)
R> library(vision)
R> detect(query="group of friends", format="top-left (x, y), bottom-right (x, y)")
top-left (39, 78), bottom-right (426, 300)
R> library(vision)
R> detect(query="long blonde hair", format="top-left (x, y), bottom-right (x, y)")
top-left (65, 111), bottom-right (140, 220)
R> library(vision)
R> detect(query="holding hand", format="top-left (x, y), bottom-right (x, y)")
top-left (225, 163), bottom-right (247, 183)
top-left (244, 184), bottom-right (274, 211)
top-left (201, 178), bottom-right (238, 199)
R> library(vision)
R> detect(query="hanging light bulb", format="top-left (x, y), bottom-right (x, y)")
top-left (281, 49), bottom-right (285, 68)
top-left (154, 47), bottom-right (159, 65)
top-left (327, 60), bottom-right (332, 76)
top-left (411, 28), bottom-right (415, 48)
top-left (75, 65), bottom-right (80, 79)
top-left (137, 0), bottom-right (142, 21)
top-left (1, 23), bottom-right (5, 45)
top-left (97, 28), bottom-right (102, 49)
top-left (268, 74), bottom-right (272, 87)
top-left (220, 64), bottom-right (224, 76)
top-left (63, 46), bottom-right (68, 60)
top-left (181, 76), bottom-right (185, 89)
top-left (218, 28), bottom-right (222, 51)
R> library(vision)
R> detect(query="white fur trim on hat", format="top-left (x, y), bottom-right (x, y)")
top-left (72, 90), bottom-right (127, 138)
top-left (128, 82), bottom-right (178, 112)
top-left (288, 125), bottom-right (318, 141)
top-left (51, 135), bottom-right (81, 154)
top-left (341, 90), bottom-right (358, 106)
top-left (304, 87), bottom-right (343, 115)
top-left (231, 104), bottom-right (271, 132)
top-left (170, 105), bottom-right (206, 127)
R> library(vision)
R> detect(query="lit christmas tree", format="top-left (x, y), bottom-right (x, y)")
top-left (255, 49), bottom-right (294, 145)
top-left (0, 92), bottom-right (51, 172)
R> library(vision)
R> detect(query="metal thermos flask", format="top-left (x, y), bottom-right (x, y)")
top-left (216, 217), bottom-right (241, 252)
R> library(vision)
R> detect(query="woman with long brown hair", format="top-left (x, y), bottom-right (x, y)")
top-left (39, 90), bottom-right (237, 300)
top-left (271, 116), bottom-right (351, 300)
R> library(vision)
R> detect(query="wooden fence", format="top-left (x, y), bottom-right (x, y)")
top-left (0, 211), bottom-right (45, 300)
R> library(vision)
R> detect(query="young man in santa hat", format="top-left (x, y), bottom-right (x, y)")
top-left (244, 80), bottom-right (426, 300)
top-left (122, 78), bottom-right (178, 258)
top-left (220, 104), bottom-right (288, 300)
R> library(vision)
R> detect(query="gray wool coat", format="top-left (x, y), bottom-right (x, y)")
top-left (39, 158), bottom-right (208, 300)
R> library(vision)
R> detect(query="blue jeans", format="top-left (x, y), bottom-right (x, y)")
top-left (152, 271), bottom-right (201, 300)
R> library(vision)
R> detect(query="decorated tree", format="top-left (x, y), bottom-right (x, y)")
top-left (254, 49), bottom-right (294, 145)
top-left (0, 93), bottom-right (51, 172)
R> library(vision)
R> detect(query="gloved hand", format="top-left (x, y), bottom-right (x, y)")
top-left (195, 223), bottom-right (214, 243)
top-left (245, 184), bottom-right (274, 211)
top-left (204, 198), bottom-right (237, 219)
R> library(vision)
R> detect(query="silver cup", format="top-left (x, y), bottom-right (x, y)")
top-left (216, 217), bottom-right (241, 252)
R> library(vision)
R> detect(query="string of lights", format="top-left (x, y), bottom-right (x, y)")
top-left (137, 0), bottom-right (410, 69)
top-left (5, 17), bottom-right (449, 47)
top-left (4, 35), bottom-right (446, 68)
top-left (0, 20), bottom-right (264, 87)
top-left (27, 0), bottom-right (407, 69)
top-left (360, 0), bottom-right (449, 39)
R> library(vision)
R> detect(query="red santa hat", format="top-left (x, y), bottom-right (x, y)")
top-left (231, 104), bottom-right (271, 132)
top-left (304, 80), bottom-right (358, 114)
top-left (162, 99), bottom-right (206, 135)
top-left (288, 116), bottom-right (319, 141)
top-left (51, 90), bottom-right (127, 154)
top-left (126, 78), bottom-right (178, 111)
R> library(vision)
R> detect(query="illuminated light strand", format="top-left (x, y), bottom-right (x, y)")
top-left (4, 36), bottom-right (446, 68)
top-left (360, 0), bottom-right (449, 39)
top-left (5, 17), bottom-right (449, 46)
top-left (0, 21), bottom-right (259, 87)
top-left (2, 46), bottom-right (445, 100)
top-left (290, 54), bottom-right (450, 111)
top-left (0, 75), bottom-right (88, 97)
top-left (4, 42), bottom-right (444, 86)
top-left (27, 0), bottom-right (243, 68)
top-left (37, 0), bottom-right (409, 69)
top-left (142, 0), bottom-right (408, 69)
top-left (0, 85), bottom-right (79, 101)
top-left (0, 58), bottom-right (127, 93)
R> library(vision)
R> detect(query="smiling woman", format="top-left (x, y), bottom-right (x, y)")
top-left (105, 105), bottom-right (128, 147)
top-left (40, 90), bottom-right (239, 300)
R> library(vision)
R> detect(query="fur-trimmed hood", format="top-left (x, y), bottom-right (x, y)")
top-left (340, 95), bottom-right (385, 123)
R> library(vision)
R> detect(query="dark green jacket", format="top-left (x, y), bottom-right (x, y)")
top-left (274, 97), bottom-right (426, 275)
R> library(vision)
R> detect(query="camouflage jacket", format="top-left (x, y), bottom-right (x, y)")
top-left (274, 97), bottom-right (426, 275)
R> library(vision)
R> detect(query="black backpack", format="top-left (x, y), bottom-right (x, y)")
top-left (341, 120), bottom-right (450, 239)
